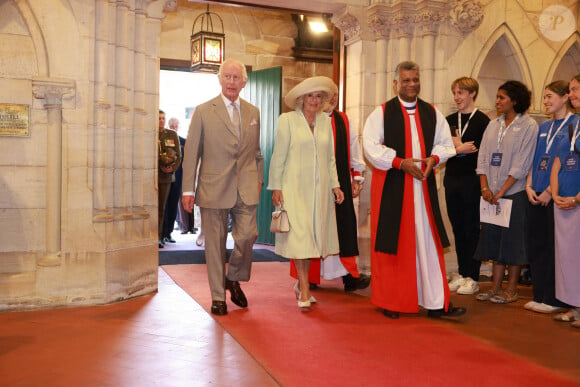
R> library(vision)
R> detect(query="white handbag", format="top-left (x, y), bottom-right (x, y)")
top-left (270, 204), bottom-right (289, 233)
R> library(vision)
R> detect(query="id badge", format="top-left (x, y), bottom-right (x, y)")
top-left (538, 155), bottom-right (550, 171)
top-left (564, 154), bottom-right (579, 171)
top-left (491, 152), bottom-right (503, 167)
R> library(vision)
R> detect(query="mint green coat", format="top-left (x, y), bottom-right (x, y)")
top-left (268, 110), bottom-right (340, 259)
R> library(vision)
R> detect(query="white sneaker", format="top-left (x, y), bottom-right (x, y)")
top-left (448, 275), bottom-right (465, 291)
top-left (524, 301), bottom-right (540, 311)
top-left (531, 303), bottom-right (565, 314)
top-left (457, 277), bottom-right (479, 295)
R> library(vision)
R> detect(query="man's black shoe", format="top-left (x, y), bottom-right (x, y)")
top-left (225, 279), bottom-right (248, 308)
top-left (382, 309), bottom-right (400, 319)
top-left (518, 267), bottom-right (532, 286)
top-left (343, 274), bottom-right (371, 292)
top-left (211, 301), bottom-right (227, 316)
top-left (427, 303), bottom-right (466, 318)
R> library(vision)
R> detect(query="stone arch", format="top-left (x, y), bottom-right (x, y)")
top-left (544, 33), bottom-right (580, 86)
top-left (11, 0), bottom-right (49, 76)
top-left (472, 24), bottom-right (533, 116)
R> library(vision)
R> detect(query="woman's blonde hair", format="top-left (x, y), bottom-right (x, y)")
top-left (293, 91), bottom-right (330, 111)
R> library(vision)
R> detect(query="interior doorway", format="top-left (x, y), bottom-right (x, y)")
top-left (159, 69), bottom-right (220, 137)
top-left (159, 66), bottom-right (283, 245)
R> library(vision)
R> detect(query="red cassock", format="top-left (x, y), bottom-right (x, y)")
top-left (369, 106), bottom-right (450, 313)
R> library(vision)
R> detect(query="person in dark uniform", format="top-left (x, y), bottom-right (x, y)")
top-left (162, 118), bottom-right (187, 243)
top-left (158, 110), bottom-right (181, 248)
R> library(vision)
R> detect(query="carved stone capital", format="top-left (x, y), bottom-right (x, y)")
top-left (363, 0), bottom-right (481, 39)
top-left (32, 78), bottom-right (76, 107)
top-left (332, 8), bottom-right (361, 43)
top-left (449, 0), bottom-right (484, 34)
top-left (416, 9), bottom-right (445, 35)
top-left (391, 12), bottom-right (416, 38)
top-left (367, 12), bottom-right (391, 39)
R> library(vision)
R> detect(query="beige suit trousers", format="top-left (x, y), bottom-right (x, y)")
top-left (201, 192), bottom-right (258, 301)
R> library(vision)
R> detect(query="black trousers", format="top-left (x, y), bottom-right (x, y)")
top-left (158, 181), bottom-right (171, 240)
top-left (162, 179), bottom-right (181, 239)
top-left (526, 199), bottom-right (568, 307)
top-left (444, 175), bottom-right (482, 280)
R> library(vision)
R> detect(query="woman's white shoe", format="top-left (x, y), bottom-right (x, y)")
top-left (297, 297), bottom-right (312, 310)
top-left (294, 281), bottom-right (316, 303)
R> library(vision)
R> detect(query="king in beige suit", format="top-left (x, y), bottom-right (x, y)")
top-left (182, 59), bottom-right (264, 316)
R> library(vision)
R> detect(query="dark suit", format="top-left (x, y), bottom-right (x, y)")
top-left (182, 94), bottom-right (263, 302)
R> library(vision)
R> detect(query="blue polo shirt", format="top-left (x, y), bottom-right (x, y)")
top-left (531, 115), bottom-right (572, 192)
top-left (555, 115), bottom-right (580, 197)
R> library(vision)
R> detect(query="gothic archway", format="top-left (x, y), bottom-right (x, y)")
top-left (472, 24), bottom-right (532, 117)
top-left (545, 33), bottom-right (580, 85)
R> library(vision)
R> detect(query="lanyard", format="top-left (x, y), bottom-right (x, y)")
top-left (457, 108), bottom-right (477, 138)
top-left (571, 119), bottom-right (580, 153)
top-left (497, 115), bottom-right (519, 150)
top-left (545, 112), bottom-right (571, 154)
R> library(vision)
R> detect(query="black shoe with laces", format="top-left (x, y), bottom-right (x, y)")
top-left (343, 274), bottom-right (371, 292)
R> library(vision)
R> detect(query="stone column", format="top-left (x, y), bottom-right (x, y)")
top-left (417, 8), bottom-right (445, 102)
top-left (32, 78), bottom-right (75, 266)
top-left (145, 11), bottom-right (164, 238)
top-left (132, 1), bottom-right (149, 219)
top-left (421, 33), bottom-right (435, 100)
top-left (93, 0), bottom-right (113, 222)
top-left (114, 0), bottom-right (132, 220)
top-left (375, 39), bottom-right (389, 103)
top-left (333, 7), bottom-right (372, 274)
top-left (396, 28), bottom-right (412, 64)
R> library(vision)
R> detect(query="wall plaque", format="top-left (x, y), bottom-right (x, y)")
top-left (0, 103), bottom-right (30, 137)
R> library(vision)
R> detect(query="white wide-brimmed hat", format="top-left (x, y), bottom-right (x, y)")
top-left (284, 76), bottom-right (337, 109)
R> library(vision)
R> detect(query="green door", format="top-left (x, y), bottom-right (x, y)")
top-left (241, 66), bottom-right (282, 245)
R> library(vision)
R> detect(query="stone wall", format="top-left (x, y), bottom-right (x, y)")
top-left (160, 2), bottom-right (333, 111)
top-left (0, 0), bottom-right (167, 311)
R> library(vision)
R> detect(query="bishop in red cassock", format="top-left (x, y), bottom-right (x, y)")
top-left (362, 61), bottom-right (466, 319)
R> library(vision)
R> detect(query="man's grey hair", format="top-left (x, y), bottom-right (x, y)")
top-left (168, 117), bottom-right (180, 128)
top-left (394, 61), bottom-right (420, 82)
top-left (218, 59), bottom-right (248, 82)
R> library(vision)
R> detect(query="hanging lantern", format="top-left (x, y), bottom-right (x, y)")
top-left (190, 4), bottom-right (225, 73)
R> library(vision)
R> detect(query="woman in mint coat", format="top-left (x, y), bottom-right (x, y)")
top-left (269, 77), bottom-right (344, 311)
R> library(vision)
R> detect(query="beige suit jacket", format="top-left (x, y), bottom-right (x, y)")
top-left (182, 95), bottom-right (264, 208)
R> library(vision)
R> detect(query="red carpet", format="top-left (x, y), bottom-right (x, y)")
top-left (162, 263), bottom-right (579, 386)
